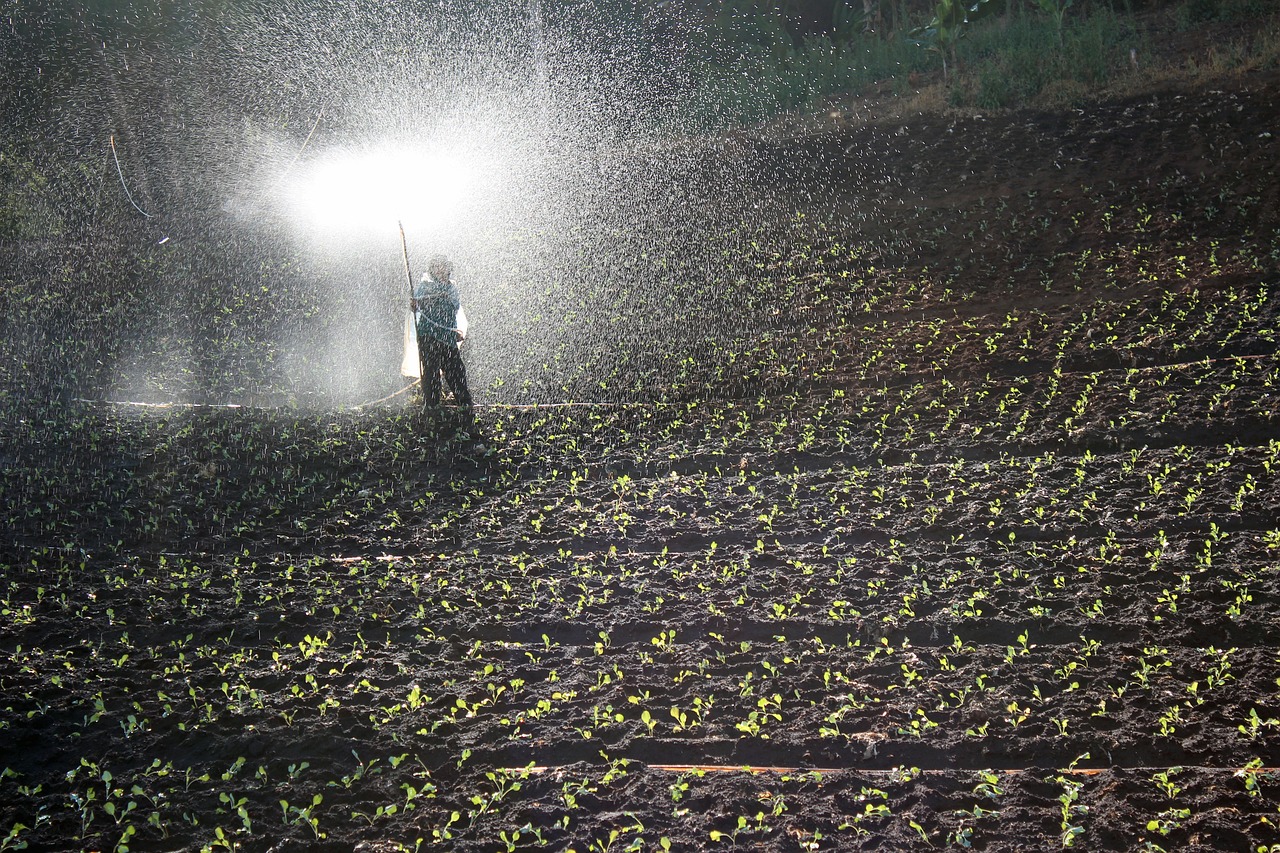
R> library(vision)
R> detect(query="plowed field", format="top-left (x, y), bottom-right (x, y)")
top-left (3, 71), bottom-right (1280, 851)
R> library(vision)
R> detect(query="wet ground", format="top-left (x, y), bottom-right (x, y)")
top-left (2, 66), bottom-right (1280, 850)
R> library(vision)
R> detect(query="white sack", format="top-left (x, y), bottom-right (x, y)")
top-left (400, 311), bottom-right (421, 378)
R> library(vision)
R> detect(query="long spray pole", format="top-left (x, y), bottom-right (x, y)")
top-left (399, 221), bottom-right (423, 387)
top-left (398, 220), bottom-right (414, 297)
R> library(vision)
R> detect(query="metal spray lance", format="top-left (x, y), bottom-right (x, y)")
top-left (398, 220), bottom-right (415, 302)
top-left (398, 221), bottom-right (423, 382)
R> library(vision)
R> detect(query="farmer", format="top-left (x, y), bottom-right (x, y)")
top-left (410, 255), bottom-right (472, 412)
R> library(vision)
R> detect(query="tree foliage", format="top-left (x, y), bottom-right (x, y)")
top-left (908, 0), bottom-right (998, 80)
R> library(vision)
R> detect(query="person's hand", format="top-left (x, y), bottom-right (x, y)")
top-left (409, 298), bottom-right (418, 311)
top-left (455, 330), bottom-right (466, 342)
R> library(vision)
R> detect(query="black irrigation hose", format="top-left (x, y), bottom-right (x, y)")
top-left (349, 379), bottom-right (419, 409)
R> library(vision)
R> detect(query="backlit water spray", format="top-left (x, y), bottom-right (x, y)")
top-left (7, 0), bottom-right (810, 408)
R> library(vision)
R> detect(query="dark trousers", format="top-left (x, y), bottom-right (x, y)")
top-left (419, 336), bottom-right (471, 409)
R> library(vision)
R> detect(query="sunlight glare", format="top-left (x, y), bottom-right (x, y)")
top-left (287, 144), bottom-right (477, 237)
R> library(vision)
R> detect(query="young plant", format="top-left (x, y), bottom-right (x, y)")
top-left (1238, 708), bottom-right (1280, 740)
top-left (1054, 775), bottom-right (1087, 848)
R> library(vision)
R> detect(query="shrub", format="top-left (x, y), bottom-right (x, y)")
top-left (948, 8), bottom-right (1136, 107)
top-left (691, 28), bottom-right (927, 126)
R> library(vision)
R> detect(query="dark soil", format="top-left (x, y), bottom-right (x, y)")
top-left (3, 63), bottom-right (1280, 852)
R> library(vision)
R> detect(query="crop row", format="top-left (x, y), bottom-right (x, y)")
top-left (5, 749), bottom-right (1277, 851)
top-left (3, 585), bottom-right (1279, 851)
top-left (6, 514), bottom-right (1280, 757)
top-left (5, 345), bottom-right (1277, 561)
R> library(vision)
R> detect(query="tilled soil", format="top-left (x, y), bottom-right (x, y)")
top-left (3, 69), bottom-right (1280, 851)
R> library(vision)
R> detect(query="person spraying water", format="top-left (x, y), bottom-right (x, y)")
top-left (408, 254), bottom-right (472, 413)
